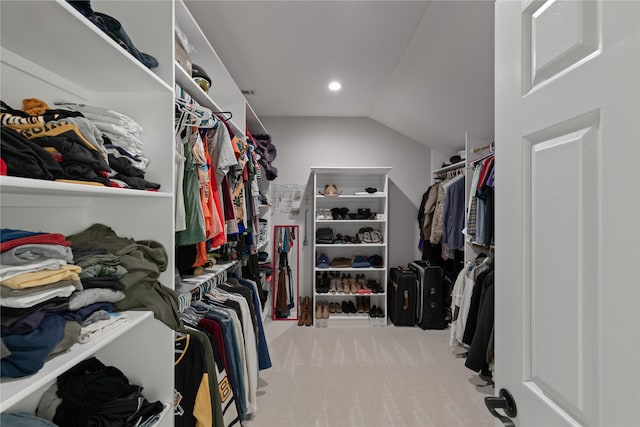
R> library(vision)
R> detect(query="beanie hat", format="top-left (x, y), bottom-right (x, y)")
top-left (22, 98), bottom-right (51, 116)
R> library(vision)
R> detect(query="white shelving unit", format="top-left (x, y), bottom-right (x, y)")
top-left (311, 167), bottom-right (391, 327)
top-left (0, 1), bottom-right (174, 424)
top-left (1, 1), bottom-right (269, 422)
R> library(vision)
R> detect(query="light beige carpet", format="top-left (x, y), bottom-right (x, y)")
top-left (245, 320), bottom-right (495, 427)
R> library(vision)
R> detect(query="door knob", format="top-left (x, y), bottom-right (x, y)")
top-left (485, 388), bottom-right (517, 426)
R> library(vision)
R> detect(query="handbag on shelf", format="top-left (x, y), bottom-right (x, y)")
top-left (316, 227), bottom-right (334, 244)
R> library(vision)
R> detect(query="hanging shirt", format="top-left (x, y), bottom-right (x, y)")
top-left (174, 334), bottom-right (213, 427)
top-left (442, 175), bottom-right (466, 250)
top-left (176, 128), bottom-right (206, 246)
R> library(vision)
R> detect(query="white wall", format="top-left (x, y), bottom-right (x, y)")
top-left (262, 116), bottom-right (431, 297)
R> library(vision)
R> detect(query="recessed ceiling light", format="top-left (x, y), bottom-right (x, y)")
top-left (328, 81), bottom-right (342, 92)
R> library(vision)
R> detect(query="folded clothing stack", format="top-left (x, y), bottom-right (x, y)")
top-left (54, 101), bottom-right (160, 190)
top-left (0, 99), bottom-right (160, 190)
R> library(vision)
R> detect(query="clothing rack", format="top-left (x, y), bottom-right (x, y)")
top-left (176, 261), bottom-right (240, 312)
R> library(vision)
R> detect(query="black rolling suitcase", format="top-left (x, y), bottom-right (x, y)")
top-left (408, 260), bottom-right (446, 329)
top-left (388, 267), bottom-right (417, 326)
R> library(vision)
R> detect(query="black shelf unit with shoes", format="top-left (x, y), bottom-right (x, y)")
top-left (311, 167), bottom-right (391, 327)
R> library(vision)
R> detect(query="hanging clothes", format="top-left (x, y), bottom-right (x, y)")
top-left (450, 255), bottom-right (493, 348)
top-left (466, 155), bottom-right (495, 248)
top-left (465, 271), bottom-right (495, 374)
top-left (442, 174), bottom-right (466, 250)
top-left (174, 333), bottom-right (214, 427)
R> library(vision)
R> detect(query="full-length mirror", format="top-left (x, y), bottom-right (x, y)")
top-left (272, 225), bottom-right (299, 320)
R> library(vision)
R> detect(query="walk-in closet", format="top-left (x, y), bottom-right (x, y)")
top-left (2, 1), bottom-right (639, 426)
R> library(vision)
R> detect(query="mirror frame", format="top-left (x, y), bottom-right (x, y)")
top-left (271, 225), bottom-right (300, 321)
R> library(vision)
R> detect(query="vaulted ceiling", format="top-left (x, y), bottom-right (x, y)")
top-left (185, 1), bottom-right (495, 154)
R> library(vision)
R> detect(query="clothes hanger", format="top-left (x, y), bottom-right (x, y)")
top-left (179, 306), bottom-right (203, 328)
top-left (175, 97), bottom-right (216, 129)
top-left (204, 288), bottom-right (229, 303)
top-left (214, 111), bottom-right (232, 120)
top-left (469, 152), bottom-right (495, 167)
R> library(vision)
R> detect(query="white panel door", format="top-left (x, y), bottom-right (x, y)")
top-left (494, 1), bottom-right (639, 426)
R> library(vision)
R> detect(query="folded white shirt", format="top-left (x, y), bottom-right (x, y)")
top-left (1, 284), bottom-right (77, 308)
top-left (78, 313), bottom-right (129, 344)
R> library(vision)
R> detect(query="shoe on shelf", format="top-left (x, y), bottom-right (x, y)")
top-left (329, 302), bottom-right (337, 313)
top-left (315, 272), bottom-right (323, 293)
top-left (347, 300), bottom-right (357, 314)
top-left (304, 298), bottom-right (313, 326)
top-left (375, 306), bottom-right (385, 318)
top-left (368, 279), bottom-right (381, 294)
top-left (369, 305), bottom-right (379, 318)
top-left (342, 274), bottom-right (351, 294)
top-left (322, 302), bottom-right (330, 319)
top-left (358, 275), bottom-right (371, 294)
top-left (363, 296), bottom-right (371, 313)
top-left (349, 274), bottom-right (359, 294)
top-left (335, 301), bottom-right (343, 313)
top-left (341, 301), bottom-right (349, 314)
top-left (329, 273), bottom-right (338, 293)
top-left (298, 296), bottom-right (306, 326)
top-left (316, 302), bottom-right (323, 320)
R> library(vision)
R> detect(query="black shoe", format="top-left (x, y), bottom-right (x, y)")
top-left (375, 306), bottom-right (385, 318)
top-left (342, 301), bottom-right (349, 313)
top-left (368, 280), bottom-right (380, 294)
top-left (369, 305), bottom-right (378, 317)
top-left (347, 300), bottom-right (357, 314)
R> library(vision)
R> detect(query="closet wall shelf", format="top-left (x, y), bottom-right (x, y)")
top-left (469, 241), bottom-right (495, 250)
top-left (315, 267), bottom-right (386, 272)
top-left (315, 293), bottom-right (387, 298)
top-left (175, 63), bottom-right (223, 111)
top-left (176, 0), bottom-right (247, 132)
top-left (175, 63), bottom-right (245, 138)
top-left (432, 160), bottom-right (467, 175)
top-left (310, 166), bottom-right (392, 175)
top-left (0, 310), bottom-right (153, 413)
top-left (177, 261), bottom-right (239, 295)
top-left (246, 102), bottom-right (268, 135)
top-left (0, 177), bottom-right (173, 199)
top-left (315, 194), bottom-right (386, 200)
top-left (315, 243), bottom-right (385, 248)
top-left (316, 220), bottom-right (385, 224)
top-left (0, 1), bottom-right (171, 93)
